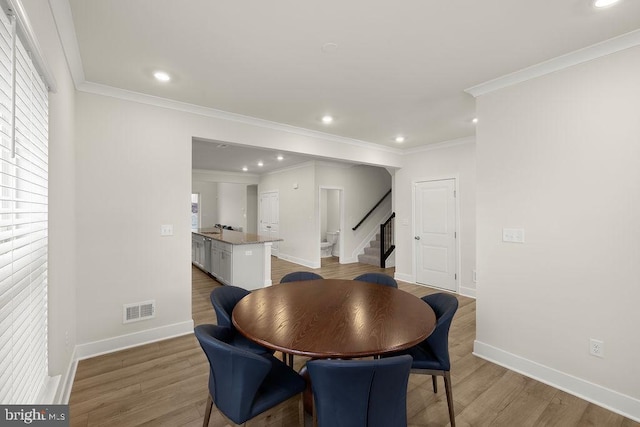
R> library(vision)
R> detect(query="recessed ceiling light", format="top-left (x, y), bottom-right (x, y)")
top-left (242, 166), bottom-right (248, 172)
top-left (277, 155), bottom-right (284, 161)
top-left (394, 136), bottom-right (405, 143)
top-left (322, 115), bottom-right (333, 124)
top-left (153, 71), bottom-right (171, 82)
top-left (257, 161), bottom-right (264, 167)
top-left (594, 0), bottom-right (620, 8)
top-left (472, 118), bottom-right (478, 124)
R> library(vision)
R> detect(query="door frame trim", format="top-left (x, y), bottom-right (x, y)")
top-left (318, 186), bottom-right (345, 266)
top-left (411, 175), bottom-right (460, 292)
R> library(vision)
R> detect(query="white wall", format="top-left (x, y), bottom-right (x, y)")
top-left (475, 45), bottom-right (640, 419)
top-left (191, 180), bottom-right (217, 228)
top-left (394, 138), bottom-right (476, 296)
top-left (259, 163), bottom-right (317, 266)
top-left (75, 93), bottom-right (193, 352)
top-left (246, 185), bottom-right (258, 234)
top-left (316, 163), bottom-right (392, 263)
top-left (22, 0), bottom-right (78, 401)
top-left (217, 182), bottom-right (247, 230)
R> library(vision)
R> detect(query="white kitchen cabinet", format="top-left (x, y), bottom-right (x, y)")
top-left (219, 245), bottom-right (232, 286)
top-left (210, 245), bottom-right (220, 279)
top-left (193, 230), bottom-right (279, 289)
top-left (192, 234), bottom-right (206, 269)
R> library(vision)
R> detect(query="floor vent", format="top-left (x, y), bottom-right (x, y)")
top-left (123, 300), bottom-right (156, 324)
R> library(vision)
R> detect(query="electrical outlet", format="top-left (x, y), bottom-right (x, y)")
top-left (589, 339), bottom-right (604, 358)
top-left (503, 228), bottom-right (525, 243)
top-left (160, 224), bottom-right (173, 236)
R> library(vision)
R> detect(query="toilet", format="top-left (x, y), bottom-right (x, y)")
top-left (321, 231), bottom-right (340, 257)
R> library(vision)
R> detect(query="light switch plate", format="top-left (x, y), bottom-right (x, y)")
top-left (160, 224), bottom-right (173, 236)
top-left (503, 228), bottom-right (525, 243)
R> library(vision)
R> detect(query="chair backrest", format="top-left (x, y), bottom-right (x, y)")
top-left (194, 324), bottom-right (271, 424)
top-left (353, 272), bottom-right (398, 288)
top-left (421, 293), bottom-right (459, 371)
top-left (307, 355), bottom-right (412, 427)
top-left (210, 286), bottom-right (250, 328)
top-left (280, 271), bottom-right (323, 283)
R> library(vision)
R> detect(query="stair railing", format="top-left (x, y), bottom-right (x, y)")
top-left (352, 189), bottom-right (391, 231)
top-left (380, 213), bottom-right (395, 268)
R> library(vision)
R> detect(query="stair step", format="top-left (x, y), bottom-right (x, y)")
top-left (358, 253), bottom-right (380, 267)
top-left (364, 246), bottom-right (379, 256)
top-left (369, 240), bottom-right (381, 248)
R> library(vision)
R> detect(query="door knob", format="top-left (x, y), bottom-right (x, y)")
top-left (414, 236), bottom-right (420, 240)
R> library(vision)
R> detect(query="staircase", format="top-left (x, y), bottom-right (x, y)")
top-left (358, 234), bottom-right (383, 267)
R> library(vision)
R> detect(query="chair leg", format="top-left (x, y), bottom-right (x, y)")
top-left (289, 354), bottom-right (294, 367)
top-left (432, 375), bottom-right (438, 393)
top-left (443, 371), bottom-right (455, 427)
top-left (203, 394), bottom-right (213, 427)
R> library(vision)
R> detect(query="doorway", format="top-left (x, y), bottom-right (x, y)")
top-left (414, 178), bottom-right (457, 292)
top-left (319, 187), bottom-right (344, 264)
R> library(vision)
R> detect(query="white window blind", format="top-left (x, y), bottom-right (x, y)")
top-left (0, 6), bottom-right (49, 404)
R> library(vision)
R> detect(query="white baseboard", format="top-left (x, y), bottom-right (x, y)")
top-left (75, 320), bottom-right (195, 361)
top-left (38, 375), bottom-right (61, 404)
top-left (459, 285), bottom-right (476, 298)
top-left (394, 272), bottom-right (414, 283)
top-left (56, 347), bottom-right (78, 404)
top-left (473, 341), bottom-right (640, 423)
top-left (277, 253), bottom-right (320, 269)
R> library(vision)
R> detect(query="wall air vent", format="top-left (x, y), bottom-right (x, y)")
top-left (123, 300), bottom-right (156, 324)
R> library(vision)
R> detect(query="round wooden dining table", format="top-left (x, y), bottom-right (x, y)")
top-left (232, 278), bottom-right (436, 359)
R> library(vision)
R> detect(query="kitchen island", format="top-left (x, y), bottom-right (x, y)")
top-left (192, 228), bottom-right (281, 290)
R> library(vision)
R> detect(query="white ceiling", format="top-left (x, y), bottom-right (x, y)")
top-left (62, 0), bottom-right (640, 167)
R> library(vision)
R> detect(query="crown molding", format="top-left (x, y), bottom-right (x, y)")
top-left (403, 136), bottom-right (475, 155)
top-left (466, 29), bottom-right (640, 97)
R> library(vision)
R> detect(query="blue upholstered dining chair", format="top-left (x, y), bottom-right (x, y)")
top-left (280, 271), bottom-right (323, 283)
top-left (353, 272), bottom-right (398, 288)
top-left (194, 324), bottom-right (306, 427)
top-left (389, 292), bottom-right (459, 427)
top-left (210, 286), bottom-right (273, 355)
top-left (306, 355), bottom-right (413, 427)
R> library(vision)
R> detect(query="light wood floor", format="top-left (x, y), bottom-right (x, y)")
top-left (69, 258), bottom-right (639, 426)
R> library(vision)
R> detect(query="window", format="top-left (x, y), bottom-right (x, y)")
top-left (0, 8), bottom-right (50, 404)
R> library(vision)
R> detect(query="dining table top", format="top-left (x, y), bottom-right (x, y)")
top-left (232, 278), bottom-right (436, 359)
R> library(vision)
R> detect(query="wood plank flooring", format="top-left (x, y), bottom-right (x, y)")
top-left (69, 258), bottom-right (639, 426)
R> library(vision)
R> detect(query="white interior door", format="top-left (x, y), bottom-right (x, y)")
top-left (259, 191), bottom-right (279, 256)
top-left (415, 179), bottom-right (457, 291)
